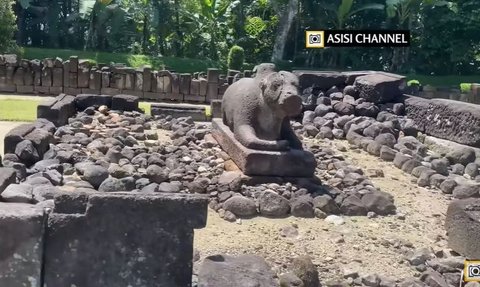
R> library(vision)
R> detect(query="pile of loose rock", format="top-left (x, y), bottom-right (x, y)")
top-left (299, 75), bottom-right (480, 201)
top-left (0, 93), bottom-right (398, 221)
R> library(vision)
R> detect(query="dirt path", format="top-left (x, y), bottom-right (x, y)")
top-left (0, 121), bottom-right (30, 156)
top-left (194, 138), bottom-right (450, 282)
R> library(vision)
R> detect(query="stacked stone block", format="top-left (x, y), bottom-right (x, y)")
top-left (0, 54), bottom-right (258, 104)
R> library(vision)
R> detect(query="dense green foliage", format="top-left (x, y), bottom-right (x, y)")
top-left (228, 45), bottom-right (245, 70)
top-left (0, 0), bottom-right (19, 54)
top-left (5, 0), bottom-right (480, 77)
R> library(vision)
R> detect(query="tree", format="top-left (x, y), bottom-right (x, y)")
top-left (228, 45), bottom-right (245, 70)
top-left (0, 0), bottom-right (18, 53)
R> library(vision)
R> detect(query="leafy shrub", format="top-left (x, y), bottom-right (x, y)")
top-left (228, 45), bottom-right (245, 71)
top-left (0, 0), bottom-right (18, 54)
top-left (407, 79), bottom-right (420, 86)
top-left (460, 83), bottom-right (472, 93)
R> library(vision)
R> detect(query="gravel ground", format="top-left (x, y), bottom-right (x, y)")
top-left (194, 138), bottom-right (450, 282)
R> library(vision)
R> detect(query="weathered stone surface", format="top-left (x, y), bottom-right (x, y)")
top-left (75, 94), bottom-right (112, 110)
top-left (0, 167), bottom-right (16, 193)
top-left (111, 94), bottom-right (139, 111)
top-left (37, 94), bottom-right (76, 126)
top-left (258, 190), bottom-right (290, 217)
top-left (293, 70), bottom-right (347, 90)
top-left (151, 103), bottom-right (207, 122)
top-left (198, 254), bottom-right (279, 287)
top-left (44, 192), bottom-right (208, 287)
top-left (354, 72), bottom-right (405, 104)
top-left (445, 198), bottom-right (480, 258)
top-left (0, 203), bottom-right (45, 287)
top-left (212, 119), bottom-right (316, 177)
top-left (452, 184), bottom-right (480, 199)
top-left (404, 95), bottom-right (480, 147)
top-left (223, 195), bottom-right (257, 217)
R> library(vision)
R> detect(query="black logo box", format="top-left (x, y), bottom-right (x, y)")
top-left (322, 30), bottom-right (410, 47)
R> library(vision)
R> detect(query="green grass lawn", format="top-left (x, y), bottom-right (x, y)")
top-left (405, 74), bottom-right (480, 87)
top-left (0, 98), bottom-right (153, 122)
top-left (0, 99), bottom-right (41, 121)
top-left (22, 47), bottom-right (220, 73)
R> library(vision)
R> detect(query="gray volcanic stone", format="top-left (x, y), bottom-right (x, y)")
top-left (445, 198), bottom-right (480, 258)
top-left (158, 182), bottom-right (181, 193)
top-left (343, 85), bottom-right (357, 96)
top-left (354, 73), bottom-right (404, 104)
top-left (279, 273), bottom-right (303, 287)
top-left (258, 190), bottom-right (290, 217)
top-left (314, 104), bottom-right (332, 117)
top-left (440, 178), bottom-right (457, 194)
top-left (355, 102), bottom-right (379, 118)
top-left (290, 195), bottom-right (314, 218)
top-left (446, 147), bottom-right (476, 165)
top-left (465, 162), bottom-right (479, 177)
top-left (302, 111), bottom-right (315, 125)
top-left (393, 153), bottom-right (411, 169)
top-left (420, 269), bottom-right (448, 287)
top-left (290, 255), bottom-right (320, 287)
top-left (361, 191), bottom-right (396, 215)
top-left (451, 164), bottom-right (465, 175)
top-left (411, 166), bottom-right (430, 178)
top-left (198, 254), bottom-right (279, 287)
top-left (431, 158), bottom-right (449, 176)
top-left (16, 139), bottom-right (39, 164)
top-left (305, 125), bottom-right (319, 137)
top-left (0, 203), bottom-right (45, 287)
top-left (340, 195), bottom-right (367, 216)
top-left (374, 133), bottom-right (396, 148)
top-left (313, 195), bottom-right (340, 214)
top-left (146, 165), bottom-right (168, 183)
top-left (1, 183), bottom-right (33, 203)
top-left (223, 196), bottom-right (257, 217)
top-left (429, 174), bottom-right (446, 188)
top-left (402, 159), bottom-right (421, 174)
top-left (83, 165), bottom-right (109, 189)
top-left (380, 146), bottom-right (396, 161)
top-left (452, 184), bottom-right (480, 199)
top-left (0, 167), bottom-right (16, 193)
top-left (366, 141), bottom-right (382, 156)
top-left (318, 126), bottom-right (333, 139)
top-left (98, 177), bottom-right (133, 192)
top-left (141, 183), bottom-right (159, 193)
top-left (417, 169), bottom-right (436, 187)
top-left (333, 102), bottom-right (355, 116)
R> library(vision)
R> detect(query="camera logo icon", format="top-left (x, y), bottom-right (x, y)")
top-left (465, 261), bottom-right (480, 282)
top-left (306, 31), bottom-right (325, 48)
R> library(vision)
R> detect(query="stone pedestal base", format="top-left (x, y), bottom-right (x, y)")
top-left (212, 119), bottom-right (316, 177)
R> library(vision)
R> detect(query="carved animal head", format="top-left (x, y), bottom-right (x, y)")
top-left (260, 71), bottom-right (302, 117)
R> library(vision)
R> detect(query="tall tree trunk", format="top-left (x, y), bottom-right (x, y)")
top-left (271, 0), bottom-right (299, 62)
top-left (173, 0), bottom-right (183, 57)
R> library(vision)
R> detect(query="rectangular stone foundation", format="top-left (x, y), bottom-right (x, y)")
top-left (212, 118), bottom-right (316, 177)
top-left (44, 192), bottom-right (208, 287)
top-left (403, 95), bottom-right (480, 147)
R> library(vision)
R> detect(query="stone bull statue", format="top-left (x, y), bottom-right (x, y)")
top-left (222, 64), bottom-right (304, 151)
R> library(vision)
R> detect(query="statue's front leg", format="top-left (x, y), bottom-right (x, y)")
top-left (235, 124), bottom-right (289, 151)
top-left (281, 118), bottom-right (303, 150)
